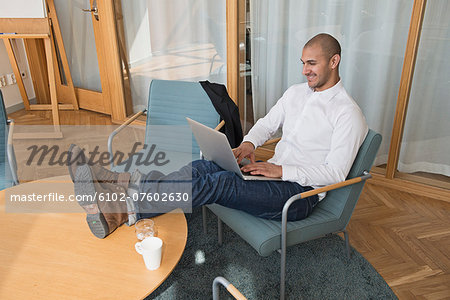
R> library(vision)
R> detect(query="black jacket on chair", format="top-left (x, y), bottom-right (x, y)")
top-left (200, 81), bottom-right (243, 148)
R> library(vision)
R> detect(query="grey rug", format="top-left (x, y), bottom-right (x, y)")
top-left (146, 208), bottom-right (397, 299)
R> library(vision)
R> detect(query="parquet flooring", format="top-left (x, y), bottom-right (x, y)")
top-left (8, 108), bottom-right (450, 299)
top-left (8, 109), bottom-right (114, 125)
top-left (348, 183), bottom-right (450, 299)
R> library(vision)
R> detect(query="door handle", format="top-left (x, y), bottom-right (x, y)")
top-left (82, 8), bottom-right (98, 13)
top-left (82, 0), bottom-right (99, 21)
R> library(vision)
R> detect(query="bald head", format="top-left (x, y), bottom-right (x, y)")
top-left (301, 33), bottom-right (341, 91)
top-left (304, 33), bottom-right (341, 60)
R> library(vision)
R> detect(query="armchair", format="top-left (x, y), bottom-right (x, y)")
top-left (108, 79), bottom-right (222, 175)
top-left (206, 129), bottom-right (382, 299)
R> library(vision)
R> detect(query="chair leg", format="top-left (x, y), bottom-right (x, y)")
top-left (280, 216), bottom-right (288, 300)
top-left (217, 216), bottom-right (223, 246)
top-left (343, 230), bottom-right (351, 258)
top-left (202, 206), bottom-right (207, 235)
top-left (280, 243), bottom-right (286, 300)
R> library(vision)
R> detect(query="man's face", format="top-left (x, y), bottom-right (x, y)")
top-left (301, 44), bottom-right (334, 91)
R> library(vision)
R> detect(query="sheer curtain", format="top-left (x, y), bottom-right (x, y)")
top-left (399, 1), bottom-right (450, 176)
top-left (250, 0), bottom-right (413, 168)
top-left (121, 0), bottom-right (226, 112)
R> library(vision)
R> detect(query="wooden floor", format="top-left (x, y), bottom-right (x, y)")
top-left (8, 108), bottom-right (450, 299)
top-left (8, 109), bottom-right (114, 125)
top-left (348, 183), bottom-right (450, 299)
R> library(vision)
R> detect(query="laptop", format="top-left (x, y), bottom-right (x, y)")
top-left (186, 117), bottom-right (282, 181)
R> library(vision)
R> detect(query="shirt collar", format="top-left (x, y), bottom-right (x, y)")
top-left (309, 80), bottom-right (343, 101)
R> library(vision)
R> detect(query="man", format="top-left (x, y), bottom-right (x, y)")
top-left (69, 33), bottom-right (368, 239)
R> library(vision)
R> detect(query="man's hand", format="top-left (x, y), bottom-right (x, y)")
top-left (233, 142), bottom-right (256, 164)
top-left (241, 162), bottom-right (282, 178)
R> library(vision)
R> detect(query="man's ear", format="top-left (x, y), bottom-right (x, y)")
top-left (330, 54), bottom-right (340, 69)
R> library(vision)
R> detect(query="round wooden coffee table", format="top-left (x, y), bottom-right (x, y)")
top-left (0, 175), bottom-right (187, 299)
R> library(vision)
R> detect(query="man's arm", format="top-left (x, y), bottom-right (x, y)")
top-left (241, 91), bottom-right (287, 149)
top-left (233, 90), bottom-right (287, 166)
top-left (282, 108), bottom-right (368, 186)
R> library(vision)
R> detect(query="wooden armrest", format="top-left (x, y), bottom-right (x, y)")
top-left (114, 109), bottom-right (147, 133)
top-left (299, 171), bottom-right (372, 199)
top-left (213, 277), bottom-right (247, 300)
top-left (227, 284), bottom-right (247, 300)
top-left (261, 137), bottom-right (281, 146)
top-left (107, 109), bottom-right (146, 168)
top-left (215, 120), bottom-right (225, 131)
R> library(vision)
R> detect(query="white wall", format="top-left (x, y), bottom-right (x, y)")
top-left (0, 40), bottom-right (35, 109)
top-left (0, 0), bottom-right (46, 18)
top-left (0, 0), bottom-right (42, 109)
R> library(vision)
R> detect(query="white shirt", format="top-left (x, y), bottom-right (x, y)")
top-left (243, 81), bottom-right (368, 200)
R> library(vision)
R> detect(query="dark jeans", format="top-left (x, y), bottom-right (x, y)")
top-left (136, 160), bottom-right (319, 221)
